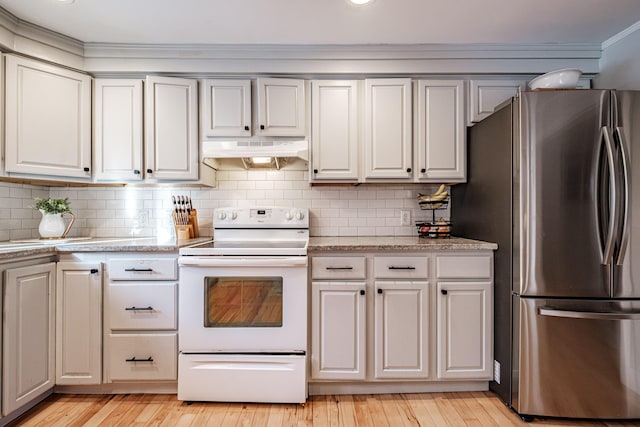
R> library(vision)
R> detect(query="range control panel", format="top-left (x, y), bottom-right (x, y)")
top-left (213, 207), bottom-right (309, 229)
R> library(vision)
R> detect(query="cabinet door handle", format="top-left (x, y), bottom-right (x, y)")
top-left (125, 306), bottom-right (154, 311)
top-left (313, 169), bottom-right (318, 174)
top-left (406, 168), bottom-right (412, 173)
top-left (83, 167), bottom-right (90, 172)
top-left (388, 266), bottom-right (416, 270)
top-left (420, 168), bottom-right (426, 173)
top-left (124, 268), bottom-right (153, 272)
top-left (377, 288), bottom-right (383, 294)
top-left (360, 289), bottom-right (366, 296)
top-left (244, 125), bottom-right (250, 131)
top-left (125, 356), bottom-right (154, 363)
top-left (147, 169), bottom-right (153, 174)
top-left (133, 169), bottom-right (141, 175)
top-left (90, 268), bottom-right (99, 274)
top-left (441, 289), bottom-right (448, 295)
top-left (326, 266), bottom-right (353, 270)
top-left (260, 125), bottom-right (265, 130)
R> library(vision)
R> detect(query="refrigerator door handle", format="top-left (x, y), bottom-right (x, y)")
top-left (601, 126), bottom-right (618, 265)
top-left (614, 126), bottom-right (630, 266)
top-left (539, 307), bottom-right (640, 320)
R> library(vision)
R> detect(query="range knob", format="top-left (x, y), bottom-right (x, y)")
top-left (285, 210), bottom-right (294, 220)
top-left (217, 211), bottom-right (227, 220)
top-left (230, 211), bottom-right (238, 220)
top-left (295, 210), bottom-right (305, 220)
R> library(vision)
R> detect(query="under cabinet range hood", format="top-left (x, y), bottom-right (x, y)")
top-left (202, 140), bottom-right (308, 170)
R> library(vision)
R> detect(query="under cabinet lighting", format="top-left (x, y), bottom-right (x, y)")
top-left (251, 157), bottom-right (273, 164)
top-left (347, 0), bottom-right (375, 5)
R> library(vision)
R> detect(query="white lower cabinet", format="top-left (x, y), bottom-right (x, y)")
top-left (436, 281), bottom-right (492, 379)
top-left (105, 255), bottom-right (178, 382)
top-left (55, 262), bottom-right (102, 385)
top-left (310, 251), bottom-right (493, 388)
top-left (311, 281), bottom-right (366, 380)
top-left (3, 262), bottom-right (55, 415)
top-left (374, 281), bottom-right (429, 378)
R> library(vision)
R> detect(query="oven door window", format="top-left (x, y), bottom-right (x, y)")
top-left (204, 277), bottom-right (283, 327)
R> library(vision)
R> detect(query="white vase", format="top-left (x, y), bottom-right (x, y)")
top-left (38, 210), bottom-right (75, 239)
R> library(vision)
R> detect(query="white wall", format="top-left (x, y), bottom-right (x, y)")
top-left (594, 24), bottom-right (640, 90)
top-left (44, 171), bottom-right (446, 239)
top-left (0, 182), bottom-right (49, 241)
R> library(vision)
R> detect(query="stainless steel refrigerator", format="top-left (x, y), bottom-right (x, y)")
top-left (452, 90), bottom-right (640, 420)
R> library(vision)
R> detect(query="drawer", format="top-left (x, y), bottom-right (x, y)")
top-left (311, 257), bottom-right (366, 280)
top-left (374, 256), bottom-right (428, 279)
top-left (108, 282), bottom-right (177, 330)
top-left (436, 255), bottom-right (492, 279)
top-left (108, 333), bottom-right (177, 381)
top-left (108, 258), bottom-right (177, 281)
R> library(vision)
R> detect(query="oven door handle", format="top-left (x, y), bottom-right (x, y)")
top-left (178, 256), bottom-right (307, 268)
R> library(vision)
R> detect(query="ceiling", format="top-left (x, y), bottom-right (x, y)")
top-left (0, 0), bottom-right (639, 46)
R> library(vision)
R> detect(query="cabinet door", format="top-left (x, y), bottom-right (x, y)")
top-left (374, 280), bottom-right (429, 379)
top-left (56, 262), bottom-right (102, 385)
top-left (257, 77), bottom-right (305, 136)
top-left (3, 262), bottom-right (55, 415)
top-left (311, 281), bottom-right (366, 380)
top-left (468, 79), bottom-right (526, 124)
top-left (5, 54), bottom-right (91, 179)
top-left (94, 79), bottom-right (144, 181)
top-left (364, 79), bottom-right (413, 180)
top-left (437, 281), bottom-right (492, 379)
top-left (201, 79), bottom-right (251, 137)
top-left (145, 76), bottom-right (199, 180)
top-left (310, 80), bottom-right (359, 181)
top-left (415, 80), bottom-right (465, 182)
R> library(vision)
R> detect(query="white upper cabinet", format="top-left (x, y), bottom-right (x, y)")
top-left (4, 54), bottom-right (91, 179)
top-left (201, 79), bottom-right (251, 137)
top-left (311, 80), bottom-right (359, 182)
top-left (415, 80), bottom-right (465, 182)
top-left (257, 77), bottom-right (306, 136)
top-left (468, 79), bottom-right (527, 124)
top-left (363, 78), bottom-right (413, 180)
top-left (94, 79), bottom-right (144, 182)
top-left (145, 76), bottom-right (199, 181)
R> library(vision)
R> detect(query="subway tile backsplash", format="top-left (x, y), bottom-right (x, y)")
top-left (3, 171), bottom-right (450, 240)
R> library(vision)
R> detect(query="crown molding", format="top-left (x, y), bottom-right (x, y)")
top-left (602, 19), bottom-right (640, 50)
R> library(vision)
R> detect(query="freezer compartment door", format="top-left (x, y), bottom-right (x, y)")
top-left (517, 298), bottom-right (640, 419)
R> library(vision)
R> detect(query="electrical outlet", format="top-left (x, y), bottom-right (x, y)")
top-left (400, 210), bottom-right (411, 226)
top-left (137, 209), bottom-right (149, 227)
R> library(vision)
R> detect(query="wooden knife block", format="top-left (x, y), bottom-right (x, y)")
top-left (174, 209), bottom-right (199, 239)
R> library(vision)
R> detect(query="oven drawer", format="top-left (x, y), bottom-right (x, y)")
top-left (374, 256), bottom-right (428, 279)
top-left (107, 282), bottom-right (177, 330)
top-left (108, 333), bottom-right (177, 381)
top-left (311, 257), bottom-right (366, 280)
top-left (108, 258), bottom-right (177, 281)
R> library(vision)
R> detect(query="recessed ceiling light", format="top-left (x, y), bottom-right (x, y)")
top-left (347, 0), bottom-right (375, 5)
top-left (56, 0), bottom-right (75, 4)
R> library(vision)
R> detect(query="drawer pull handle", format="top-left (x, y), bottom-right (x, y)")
top-left (388, 266), bottom-right (416, 270)
top-left (326, 266), bottom-right (353, 270)
top-left (124, 268), bottom-right (154, 272)
top-left (125, 306), bottom-right (154, 311)
top-left (125, 356), bottom-right (154, 363)
top-left (90, 269), bottom-right (99, 274)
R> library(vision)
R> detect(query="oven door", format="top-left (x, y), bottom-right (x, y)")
top-left (178, 256), bottom-right (307, 353)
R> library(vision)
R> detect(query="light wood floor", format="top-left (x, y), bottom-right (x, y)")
top-left (7, 392), bottom-right (640, 427)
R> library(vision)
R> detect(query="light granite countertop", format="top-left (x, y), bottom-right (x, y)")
top-left (309, 236), bottom-right (497, 252)
top-left (0, 237), bottom-right (211, 261)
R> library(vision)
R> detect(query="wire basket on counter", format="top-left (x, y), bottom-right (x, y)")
top-left (416, 220), bottom-right (452, 239)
